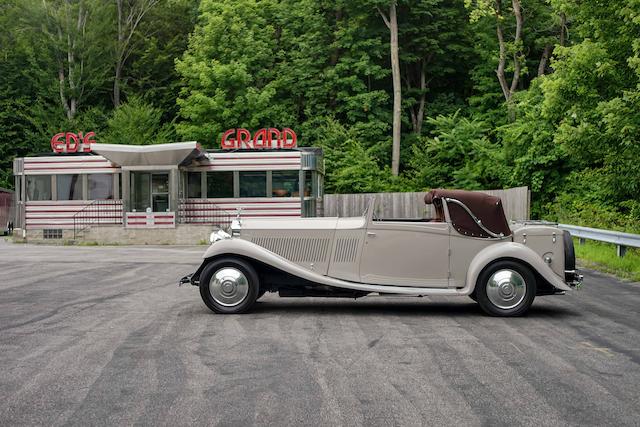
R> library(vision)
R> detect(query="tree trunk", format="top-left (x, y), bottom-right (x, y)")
top-left (495, 2), bottom-right (510, 102)
top-left (379, 2), bottom-right (402, 176)
top-left (494, 0), bottom-right (523, 121)
top-left (328, 8), bottom-right (342, 109)
top-left (538, 44), bottom-right (552, 76)
top-left (114, 0), bottom-right (124, 107)
top-left (114, 65), bottom-right (122, 107)
top-left (415, 61), bottom-right (426, 135)
top-left (389, 2), bottom-right (401, 176)
top-left (509, 0), bottom-right (522, 94)
top-left (58, 65), bottom-right (71, 120)
top-left (113, 0), bottom-right (159, 107)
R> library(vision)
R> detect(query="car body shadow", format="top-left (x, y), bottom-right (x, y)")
top-left (244, 297), bottom-right (581, 319)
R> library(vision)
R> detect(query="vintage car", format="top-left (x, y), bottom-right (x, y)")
top-left (180, 189), bottom-right (582, 316)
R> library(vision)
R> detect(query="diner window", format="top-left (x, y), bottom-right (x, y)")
top-left (26, 175), bottom-right (51, 201)
top-left (88, 174), bottom-right (114, 200)
top-left (239, 171), bottom-right (266, 197)
top-left (57, 174), bottom-right (83, 200)
top-left (304, 170), bottom-right (313, 197)
top-left (207, 171), bottom-right (234, 198)
top-left (187, 172), bottom-right (202, 198)
top-left (303, 199), bottom-right (316, 217)
top-left (272, 171), bottom-right (299, 197)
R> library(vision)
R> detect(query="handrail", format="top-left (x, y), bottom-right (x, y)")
top-left (558, 224), bottom-right (640, 257)
top-left (73, 200), bottom-right (98, 239)
top-left (73, 199), bottom-right (123, 239)
top-left (178, 199), bottom-right (234, 230)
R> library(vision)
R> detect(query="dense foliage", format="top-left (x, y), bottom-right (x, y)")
top-left (1, 0), bottom-right (638, 230)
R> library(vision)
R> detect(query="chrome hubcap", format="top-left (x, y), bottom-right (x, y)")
top-left (209, 267), bottom-right (249, 307)
top-left (486, 269), bottom-right (526, 310)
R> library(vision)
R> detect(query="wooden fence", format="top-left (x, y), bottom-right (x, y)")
top-left (322, 186), bottom-right (530, 221)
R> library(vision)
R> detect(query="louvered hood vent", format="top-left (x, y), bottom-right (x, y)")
top-left (251, 236), bottom-right (331, 263)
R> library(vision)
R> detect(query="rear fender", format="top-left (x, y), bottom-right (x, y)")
top-left (466, 242), bottom-right (571, 292)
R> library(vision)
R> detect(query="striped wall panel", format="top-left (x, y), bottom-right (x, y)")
top-left (188, 152), bottom-right (302, 171)
top-left (25, 200), bottom-right (123, 229)
top-left (125, 212), bottom-right (176, 228)
top-left (23, 156), bottom-right (119, 175)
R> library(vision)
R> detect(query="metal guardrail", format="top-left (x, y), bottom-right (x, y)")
top-left (559, 224), bottom-right (640, 257)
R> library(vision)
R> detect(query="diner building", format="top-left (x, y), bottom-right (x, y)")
top-left (12, 133), bottom-right (324, 243)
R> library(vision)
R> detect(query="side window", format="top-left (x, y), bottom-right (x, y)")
top-left (239, 171), bottom-right (266, 197)
top-left (88, 174), bottom-right (114, 200)
top-left (206, 171), bottom-right (234, 198)
top-left (186, 172), bottom-right (202, 198)
top-left (272, 171), bottom-right (299, 197)
top-left (26, 175), bottom-right (52, 201)
top-left (57, 174), bottom-right (83, 200)
top-left (304, 170), bottom-right (313, 197)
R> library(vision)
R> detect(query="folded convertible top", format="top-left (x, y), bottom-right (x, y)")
top-left (425, 189), bottom-right (511, 238)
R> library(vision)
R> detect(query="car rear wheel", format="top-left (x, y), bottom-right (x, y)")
top-left (199, 258), bottom-right (260, 314)
top-left (475, 260), bottom-right (536, 317)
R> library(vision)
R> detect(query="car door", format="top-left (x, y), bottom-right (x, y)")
top-left (359, 219), bottom-right (450, 288)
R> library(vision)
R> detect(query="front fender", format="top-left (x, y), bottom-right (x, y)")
top-left (466, 242), bottom-right (571, 292)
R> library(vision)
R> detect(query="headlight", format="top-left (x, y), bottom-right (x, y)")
top-left (209, 229), bottom-right (231, 244)
top-left (231, 218), bottom-right (241, 236)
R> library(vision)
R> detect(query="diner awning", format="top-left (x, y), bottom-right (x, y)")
top-left (91, 141), bottom-right (204, 167)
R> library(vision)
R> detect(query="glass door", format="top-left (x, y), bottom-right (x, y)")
top-left (131, 172), bottom-right (170, 212)
top-left (151, 173), bottom-right (169, 212)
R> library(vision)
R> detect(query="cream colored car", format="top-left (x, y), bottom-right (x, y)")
top-left (180, 189), bottom-right (582, 316)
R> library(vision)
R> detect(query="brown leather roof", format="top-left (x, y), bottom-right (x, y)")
top-left (425, 189), bottom-right (511, 238)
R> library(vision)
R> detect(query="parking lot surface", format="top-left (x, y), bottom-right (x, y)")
top-left (1, 241), bottom-right (639, 426)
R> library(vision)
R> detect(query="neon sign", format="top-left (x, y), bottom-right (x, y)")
top-left (51, 132), bottom-right (96, 153)
top-left (220, 128), bottom-right (297, 149)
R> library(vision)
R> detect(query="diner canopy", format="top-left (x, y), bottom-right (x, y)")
top-left (91, 141), bottom-right (204, 167)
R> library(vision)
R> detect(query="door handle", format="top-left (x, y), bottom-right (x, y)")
top-left (367, 232), bottom-right (376, 237)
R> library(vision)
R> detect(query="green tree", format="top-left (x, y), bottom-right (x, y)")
top-left (102, 97), bottom-right (175, 145)
top-left (408, 111), bottom-right (504, 190)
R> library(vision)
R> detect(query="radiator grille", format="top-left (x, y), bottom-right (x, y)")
top-left (252, 236), bottom-right (331, 263)
top-left (333, 237), bottom-right (359, 263)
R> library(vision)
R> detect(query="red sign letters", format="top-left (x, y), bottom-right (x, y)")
top-left (220, 128), bottom-right (297, 150)
top-left (51, 131), bottom-right (95, 153)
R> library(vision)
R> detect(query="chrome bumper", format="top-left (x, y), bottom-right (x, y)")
top-left (565, 270), bottom-right (584, 289)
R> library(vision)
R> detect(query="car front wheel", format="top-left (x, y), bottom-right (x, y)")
top-left (199, 258), bottom-right (260, 314)
top-left (475, 260), bottom-right (536, 317)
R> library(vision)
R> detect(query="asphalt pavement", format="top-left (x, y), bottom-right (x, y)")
top-left (1, 241), bottom-right (639, 426)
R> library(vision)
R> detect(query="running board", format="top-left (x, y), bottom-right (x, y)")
top-left (318, 279), bottom-right (467, 296)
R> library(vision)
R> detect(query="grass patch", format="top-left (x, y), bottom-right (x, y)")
top-left (574, 239), bottom-right (640, 282)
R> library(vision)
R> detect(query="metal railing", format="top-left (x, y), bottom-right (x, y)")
top-left (73, 200), bottom-right (123, 239)
top-left (559, 224), bottom-right (640, 257)
top-left (178, 199), bottom-right (233, 229)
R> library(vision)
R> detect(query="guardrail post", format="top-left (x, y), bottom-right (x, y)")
top-left (578, 238), bottom-right (585, 245)
top-left (617, 245), bottom-right (627, 258)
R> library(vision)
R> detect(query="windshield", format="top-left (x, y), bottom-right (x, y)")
top-left (363, 197), bottom-right (376, 218)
